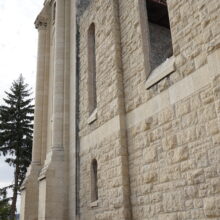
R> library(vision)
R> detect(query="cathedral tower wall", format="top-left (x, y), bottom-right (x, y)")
top-left (77, 0), bottom-right (132, 219)
top-left (118, 0), bottom-right (220, 219)
top-left (77, 0), bottom-right (220, 219)
top-left (20, 0), bottom-right (220, 220)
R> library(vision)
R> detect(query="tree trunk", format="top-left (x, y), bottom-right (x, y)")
top-left (10, 164), bottom-right (19, 220)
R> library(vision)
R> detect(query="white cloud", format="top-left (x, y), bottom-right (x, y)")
top-left (0, 0), bottom-right (44, 102)
top-left (0, 157), bottom-right (14, 187)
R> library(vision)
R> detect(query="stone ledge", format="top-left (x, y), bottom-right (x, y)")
top-left (38, 174), bottom-right (46, 181)
top-left (146, 56), bottom-right (175, 89)
top-left (81, 115), bottom-right (120, 149)
top-left (127, 61), bottom-right (212, 129)
top-left (90, 200), bottom-right (98, 208)
top-left (87, 108), bottom-right (97, 124)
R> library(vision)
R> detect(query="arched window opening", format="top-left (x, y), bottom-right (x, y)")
top-left (88, 23), bottom-right (97, 115)
top-left (91, 159), bottom-right (98, 202)
top-left (146, 0), bottom-right (173, 71)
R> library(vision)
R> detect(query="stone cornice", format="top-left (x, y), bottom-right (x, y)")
top-left (44, 0), bottom-right (55, 7)
top-left (34, 1), bottom-right (51, 30)
top-left (35, 15), bottom-right (48, 30)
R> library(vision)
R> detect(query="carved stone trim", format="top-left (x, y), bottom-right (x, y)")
top-left (44, 0), bottom-right (53, 6)
top-left (145, 56), bottom-right (175, 89)
top-left (35, 15), bottom-right (48, 30)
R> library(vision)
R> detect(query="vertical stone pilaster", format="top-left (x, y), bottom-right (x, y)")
top-left (69, 0), bottom-right (78, 218)
top-left (40, 26), bottom-right (50, 163)
top-left (69, 0), bottom-right (77, 217)
top-left (52, 0), bottom-right (65, 150)
top-left (32, 17), bottom-right (48, 164)
top-left (37, 1), bottom-right (67, 220)
top-left (20, 15), bottom-right (48, 220)
top-left (112, 1), bottom-right (132, 219)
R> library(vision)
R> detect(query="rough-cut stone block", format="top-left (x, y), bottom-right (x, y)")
top-left (212, 134), bottom-right (220, 147)
top-left (204, 196), bottom-right (220, 217)
top-left (177, 127), bottom-right (197, 145)
top-left (143, 171), bottom-right (157, 183)
top-left (211, 178), bottom-right (220, 194)
top-left (162, 134), bottom-right (177, 151)
top-left (172, 146), bottom-right (189, 163)
top-left (200, 89), bottom-right (214, 104)
top-left (185, 186), bottom-right (198, 199)
top-left (143, 147), bottom-right (157, 164)
top-left (207, 120), bottom-right (219, 136)
top-left (176, 100), bottom-right (191, 117)
top-left (188, 169), bottom-right (205, 185)
top-left (163, 191), bottom-right (185, 212)
top-left (158, 213), bottom-right (178, 220)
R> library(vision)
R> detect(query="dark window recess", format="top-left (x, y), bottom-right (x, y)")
top-left (91, 159), bottom-right (98, 202)
top-left (88, 23), bottom-right (97, 114)
top-left (146, 0), bottom-right (173, 71)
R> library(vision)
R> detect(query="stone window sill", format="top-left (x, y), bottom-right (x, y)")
top-left (90, 200), bottom-right (98, 208)
top-left (145, 56), bottom-right (175, 89)
top-left (38, 175), bottom-right (46, 181)
top-left (38, 172), bottom-right (46, 181)
top-left (87, 108), bottom-right (97, 124)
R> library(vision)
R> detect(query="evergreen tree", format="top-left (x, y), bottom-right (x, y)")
top-left (0, 75), bottom-right (34, 220)
top-left (0, 185), bottom-right (12, 220)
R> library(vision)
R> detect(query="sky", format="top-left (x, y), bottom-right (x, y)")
top-left (0, 0), bottom-right (44, 212)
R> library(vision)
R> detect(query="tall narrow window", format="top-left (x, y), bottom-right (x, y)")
top-left (146, 0), bottom-right (173, 71)
top-left (88, 23), bottom-right (97, 114)
top-left (91, 159), bottom-right (98, 202)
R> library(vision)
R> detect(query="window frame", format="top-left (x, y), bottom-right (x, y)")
top-left (91, 159), bottom-right (98, 204)
top-left (138, 0), bottom-right (175, 87)
top-left (87, 23), bottom-right (98, 120)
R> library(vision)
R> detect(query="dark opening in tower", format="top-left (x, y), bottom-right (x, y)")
top-left (146, 0), bottom-right (173, 71)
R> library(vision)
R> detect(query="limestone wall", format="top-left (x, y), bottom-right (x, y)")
top-left (118, 0), bottom-right (220, 113)
top-left (127, 64), bottom-right (220, 219)
top-left (119, 0), bottom-right (220, 219)
top-left (78, 0), bottom-right (131, 219)
top-left (79, 0), bottom-right (121, 135)
top-left (77, 0), bottom-right (220, 219)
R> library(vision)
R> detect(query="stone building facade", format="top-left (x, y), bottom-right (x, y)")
top-left (20, 0), bottom-right (220, 219)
